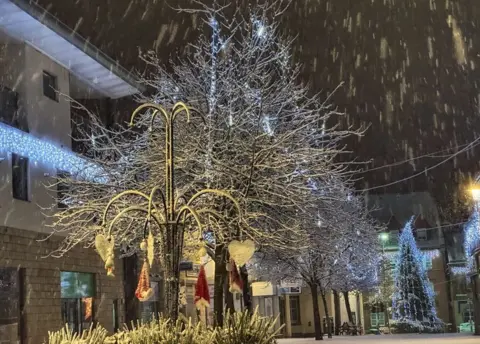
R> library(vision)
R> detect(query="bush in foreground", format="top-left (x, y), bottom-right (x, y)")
top-left (44, 309), bottom-right (281, 344)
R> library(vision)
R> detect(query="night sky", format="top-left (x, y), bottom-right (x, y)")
top-left (33, 0), bottom-right (480, 219)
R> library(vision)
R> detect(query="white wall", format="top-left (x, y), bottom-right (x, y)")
top-left (0, 43), bottom-right (71, 233)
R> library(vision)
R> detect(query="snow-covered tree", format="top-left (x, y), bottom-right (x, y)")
top-left (391, 218), bottom-right (443, 333)
top-left (366, 255), bottom-right (394, 330)
top-left (46, 0), bottom-right (364, 323)
top-left (256, 186), bottom-right (380, 340)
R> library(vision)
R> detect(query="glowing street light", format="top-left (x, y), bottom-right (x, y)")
top-left (379, 232), bottom-right (389, 243)
top-left (471, 187), bottom-right (480, 202)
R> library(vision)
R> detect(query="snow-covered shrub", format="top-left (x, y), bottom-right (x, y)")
top-left (44, 324), bottom-right (109, 344)
top-left (45, 309), bottom-right (280, 344)
top-left (110, 317), bottom-right (214, 344)
top-left (213, 309), bottom-right (282, 344)
top-left (390, 319), bottom-right (444, 334)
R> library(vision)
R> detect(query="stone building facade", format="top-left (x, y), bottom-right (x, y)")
top-left (0, 227), bottom-right (125, 344)
top-left (0, 1), bottom-right (140, 343)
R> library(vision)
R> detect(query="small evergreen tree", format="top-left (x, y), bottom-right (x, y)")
top-left (391, 217), bottom-right (443, 333)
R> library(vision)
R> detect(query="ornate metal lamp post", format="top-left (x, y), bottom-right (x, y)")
top-left (96, 102), bottom-right (241, 321)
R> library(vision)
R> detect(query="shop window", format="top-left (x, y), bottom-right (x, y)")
top-left (60, 271), bottom-right (95, 333)
top-left (289, 295), bottom-right (301, 325)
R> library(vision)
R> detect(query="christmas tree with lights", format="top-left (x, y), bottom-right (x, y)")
top-left (391, 217), bottom-right (443, 333)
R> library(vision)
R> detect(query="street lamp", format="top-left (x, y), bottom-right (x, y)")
top-left (95, 102), bottom-right (241, 321)
top-left (379, 233), bottom-right (389, 244)
top-left (471, 187), bottom-right (480, 202)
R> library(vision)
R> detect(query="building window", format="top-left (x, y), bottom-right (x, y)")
top-left (12, 154), bottom-right (28, 201)
top-left (289, 295), bottom-right (301, 325)
top-left (57, 170), bottom-right (70, 209)
top-left (60, 271), bottom-right (95, 333)
top-left (43, 71), bottom-right (58, 101)
top-left (0, 87), bottom-right (28, 132)
top-left (370, 312), bottom-right (385, 327)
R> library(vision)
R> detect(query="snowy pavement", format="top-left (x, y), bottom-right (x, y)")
top-left (278, 333), bottom-right (477, 343)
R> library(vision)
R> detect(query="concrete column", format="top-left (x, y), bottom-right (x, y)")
top-left (471, 274), bottom-right (480, 335)
top-left (273, 296), bottom-right (281, 331)
top-left (285, 295), bottom-right (292, 337)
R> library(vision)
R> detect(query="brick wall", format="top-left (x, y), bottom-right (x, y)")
top-left (0, 226), bottom-right (125, 344)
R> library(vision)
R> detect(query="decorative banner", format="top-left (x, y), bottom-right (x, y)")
top-left (194, 265), bottom-right (210, 310)
top-left (135, 260), bottom-right (153, 302)
top-left (228, 259), bottom-right (243, 294)
top-left (83, 297), bottom-right (93, 320)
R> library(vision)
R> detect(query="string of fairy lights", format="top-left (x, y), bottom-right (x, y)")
top-left (0, 121), bottom-right (106, 183)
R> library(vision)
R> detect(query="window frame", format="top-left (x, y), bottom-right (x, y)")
top-left (370, 312), bottom-right (385, 327)
top-left (289, 295), bottom-right (301, 325)
top-left (11, 153), bottom-right (29, 201)
top-left (43, 70), bottom-right (58, 102)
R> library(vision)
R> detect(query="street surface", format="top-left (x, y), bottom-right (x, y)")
top-left (278, 333), bottom-right (477, 343)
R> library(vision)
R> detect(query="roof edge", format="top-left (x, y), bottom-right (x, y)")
top-left (11, 0), bottom-right (146, 96)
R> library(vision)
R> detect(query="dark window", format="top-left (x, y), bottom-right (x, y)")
top-left (289, 295), bottom-right (301, 325)
top-left (43, 71), bottom-right (58, 101)
top-left (57, 170), bottom-right (70, 209)
top-left (0, 87), bottom-right (27, 132)
top-left (12, 154), bottom-right (28, 201)
top-left (60, 271), bottom-right (95, 333)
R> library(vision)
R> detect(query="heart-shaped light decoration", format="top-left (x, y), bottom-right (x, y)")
top-left (95, 234), bottom-right (115, 277)
top-left (228, 239), bottom-right (255, 267)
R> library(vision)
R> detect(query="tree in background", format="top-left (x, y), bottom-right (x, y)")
top-left (256, 186), bottom-right (380, 340)
top-left (391, 218), bottom-right (443, 333)
top-left (366, 254), bottom-right (394, 330)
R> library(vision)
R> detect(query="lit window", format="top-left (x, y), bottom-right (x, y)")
top-left (60, 271), bottom-right (95, 333)
top-left (43, 71), bottom-right (58, 101)
top-left (12, 154), bottom-right (28, 201)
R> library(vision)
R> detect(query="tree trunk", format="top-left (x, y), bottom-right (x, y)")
top-left (333, 290), bottom-right (341, 335)
top-left (442, 229), bottom-right (456, 332)
top-left (343, 291), bottom-right (353, 323)
top-left (240, 265), bottom-right (252, 312)
top-left (321, 291), bottom-right (332, 338)
top-left (123, 254), bottom-right (138, 327)
top-left (163, 224), bottom-right (183, 322)
top-left (309, 283), bottom-right (323, 340)
top-left (214, 244), bottom-right (226, 327)
top-left (384, 306), bottom-right (390, 331)
top-left (224, 270), bottom-right (235, 315)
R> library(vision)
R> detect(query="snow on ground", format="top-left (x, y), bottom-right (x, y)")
top-left (278, 333), bottom-right (477, 344)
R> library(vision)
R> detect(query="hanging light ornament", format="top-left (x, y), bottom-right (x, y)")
top-left (94, 233), bottom-right (115, 277)
top-left (228, 239), bottom-right (255, 267)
